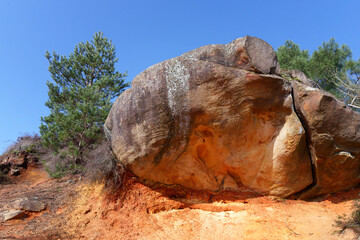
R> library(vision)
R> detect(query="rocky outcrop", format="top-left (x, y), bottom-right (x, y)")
top-left (105, 36), bottom-right (313, 198)
top-left (292, 81), bottom-right (360, 198)
top-left (105, 36), bottom-right (360, 198)
top-left (0, 151), bottom-right (39, 177)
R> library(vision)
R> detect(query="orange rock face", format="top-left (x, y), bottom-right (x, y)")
top-left (106, 36), bottom-right (360, 198)
top-left (105, 36), bottom-right (314, 198)
top-left (292, 81), bottom-right (360, 198)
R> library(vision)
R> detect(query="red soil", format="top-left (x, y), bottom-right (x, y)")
top-left (67, 172), bottom-right (359, 240)
top-left (0, 166), bottom-right (359, 240)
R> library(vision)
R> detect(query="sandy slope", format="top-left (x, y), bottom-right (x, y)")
top-left (68, 173), bottom-right (359, 240)
top-left (0, 166), bottom-right (359, 240)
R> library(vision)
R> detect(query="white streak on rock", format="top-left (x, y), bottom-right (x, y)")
top-left (305, 86), bottom-right (318, 92)
top-left (165, 59), bottom-right (190, 138)
top-left (165, 59), bottom-right (190, 114)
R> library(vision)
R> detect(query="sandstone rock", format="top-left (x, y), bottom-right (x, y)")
top-left (0, 151), bottom-right (33, 177)
top-left (8, 153), bottom-right (26, 166)
top-left (13, 198), bottom-right (46, 212)
top-left (10, 167), bottom-right (21, 176)
top-left (292, 80), bottom-right (360, 198)
top-left (0, 154), bottom-right (11, 166)
top-left (27, 155), bottom-right (39, 166)
top-left (289, 70), bottom-right (317, 88)
top-left (106, 36), bottom-right (312, 197)
top-left (1, 210), bottom-right (28, 222)
top-left (182, 35), bottom-right (280, 74)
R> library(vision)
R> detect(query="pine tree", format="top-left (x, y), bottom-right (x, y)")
top-left (276, 40), bottom-right (310, 76)
top-left (40, 32), bottom-right (128, 163)
top-left (276, 38), bottom-right (353, 96)
top-left (308, 38), bottom-right (352, 93)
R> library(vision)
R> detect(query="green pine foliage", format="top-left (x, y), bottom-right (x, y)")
top-left (276, 38), bottom-right (358, 97)
top-left (276, 40), bottom-right (310, 76)
top-left (308, 38), bottom-right (352, 93)
top-left (40, 32), bottom-right (128, 163)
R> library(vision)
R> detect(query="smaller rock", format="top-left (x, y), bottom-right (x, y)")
top-left (0, 155), bottom-right (11, 166)
top-left (8, 152), bottom-right (27, 166)
top-left (14, 198), bottom-right (46, 212)
top-left (27, 155), bottom-right (39, 166)
top-left (290, 70), bottom-right (317, 88)
top-left (1, 210), bottom-right (28, 221)
top-left (10, 167), bottom-right (21, 176)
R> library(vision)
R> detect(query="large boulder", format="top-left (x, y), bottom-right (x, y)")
top-left (292, 80), bottom-right (360, 198)
top-left (105, 36), bottom-right (313, 197)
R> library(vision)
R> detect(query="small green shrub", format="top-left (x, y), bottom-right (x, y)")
top-left (43, 156), bottom-right (83, 178)
top-left (5, 133), bottom-right (44, 159)
top-left (5, 133), bottom-right (123, 191)
top-left (335, 200), bottom-right (360, 235)
top-left (41, 137), bottom-right (124, 193)
top-left (83, 138), bottom-right (124, 191)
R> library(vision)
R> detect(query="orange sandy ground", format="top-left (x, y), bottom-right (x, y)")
top-left (67, 173), bottom-right (359, 240)
top-left (1, 167), bottom-right (359, 240)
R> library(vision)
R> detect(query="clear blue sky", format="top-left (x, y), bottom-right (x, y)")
top-left (1, 0), bottom-right (360, 153)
